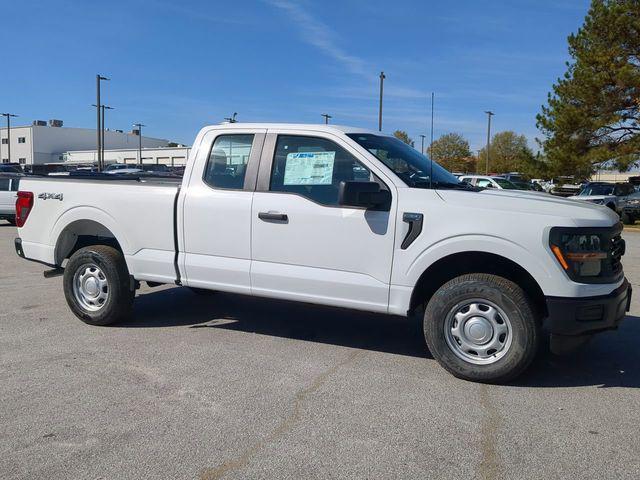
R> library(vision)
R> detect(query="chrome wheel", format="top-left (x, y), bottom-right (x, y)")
top-left (72, 263), bottom-right (109, 312)
top-left (444, 299), bottom-right (512, 365)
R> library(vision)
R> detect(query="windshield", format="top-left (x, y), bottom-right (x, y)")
top-left (346, 133), bottom-right (462, 189)
top-left (493, 178), bottom-right (518, 189)
top-left (580, 184), bottom-right (614, 196)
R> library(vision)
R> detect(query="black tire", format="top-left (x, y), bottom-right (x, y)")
top-left (423, 273), bottom-right (539, 384)
top-left (621, 212), bottom-right (635, 225)
top-left (63, 245), bottom-right (134, 326)
top-left (187, 287), bottom-right (217, 296)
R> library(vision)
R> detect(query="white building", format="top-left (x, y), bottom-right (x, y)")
top-left (0, 119), bottom-right (169, 165)
top-left (64, 146), bottom-right (190, 167)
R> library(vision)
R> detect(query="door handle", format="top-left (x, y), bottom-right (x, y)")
top-left (401, 212), bottom-right (423, 249)
top-left (258, 211), bottom-right (288, 222)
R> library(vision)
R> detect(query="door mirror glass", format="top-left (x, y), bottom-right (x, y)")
top-left (338, 181), bottom-right (391, 210)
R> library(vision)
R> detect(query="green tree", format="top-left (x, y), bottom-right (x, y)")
top-left (478, 131), bottom-right (537, 175)
top-left (393, 130), bottom-right (414, 147)
top-left (428, 132), bottom-right (473, 172)
top-left (537, 0), bottom-right (640, 176)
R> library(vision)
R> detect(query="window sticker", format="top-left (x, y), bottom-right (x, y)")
top-left (283, 151), bottom-right (335, 185)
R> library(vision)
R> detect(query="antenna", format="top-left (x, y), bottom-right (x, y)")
top-left (429, 92), bottom-right (434, 189)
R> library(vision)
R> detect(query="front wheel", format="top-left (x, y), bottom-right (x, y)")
top-left (63, 245), bottom-right (134, 326)
top-left (423, 273), bottom-right (539, 383)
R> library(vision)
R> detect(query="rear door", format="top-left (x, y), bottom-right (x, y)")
top-left (250, 130), bottom-right (397, 313)
top-left (181, 128), bottom-right (266, 294)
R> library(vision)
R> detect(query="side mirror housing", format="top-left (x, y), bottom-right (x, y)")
top-left (338, 181), bottom-right (391, 210)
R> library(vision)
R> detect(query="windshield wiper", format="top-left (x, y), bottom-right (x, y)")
top-left (414, 180), bottom-right (481, 191)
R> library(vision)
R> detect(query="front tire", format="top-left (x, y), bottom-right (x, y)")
top-left (63, 245), bottom-right (134, 326)
top-left (423, 274), bottom-right (539, 383)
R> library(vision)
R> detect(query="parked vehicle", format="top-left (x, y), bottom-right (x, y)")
top-left (621, 191), bottom-right (640, 225)
top-left (568, 181), bottom-right (636, 214)
top-left (458, 175), bottom-right (519, 190)
top-left (0, 173), bottom-right (22, 224)
top-left (0, 163), bottom-right (23, 173)
top-left (549, 176), bottom-right (583, 197)
top-left (13, 123), bottom-right (631, 383)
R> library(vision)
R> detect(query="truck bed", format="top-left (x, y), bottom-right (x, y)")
top-left (17, 175), bottom-right (181, 284)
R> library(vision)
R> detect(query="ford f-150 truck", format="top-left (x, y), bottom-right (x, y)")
top-left (14, 123), bottom-right (632, 383)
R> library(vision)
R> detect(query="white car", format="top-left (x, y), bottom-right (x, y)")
top-left (458, 175), bottom-right (519, 190)
top-left (13, 123), bottom-right (631, 383)
top-left (0, 174), bottom-right (21, 224)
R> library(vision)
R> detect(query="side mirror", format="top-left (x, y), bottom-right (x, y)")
top-left (338, 181), bottom-right (391, 210)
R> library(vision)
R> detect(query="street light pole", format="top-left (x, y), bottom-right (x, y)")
top-left (1, 113), bottom-right (18, 163)
top-left (96, 74), bottom-right (110, 171)
top-left (321, 113), bottom-right (332, 125)
top-left (133, 123), bottom-right (145, 167)
top-left (378, 71), bottom-right (385, 132)
top-left (484, 111), bottom-right (494, 174)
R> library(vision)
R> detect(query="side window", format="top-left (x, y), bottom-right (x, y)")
top-left (203, 134), bottom-right (254, 190)
top-left (476, 179), bottom-right (492, 188)
top-left (10, 179), bottom-right (20, 191)
top-left (0, 179), bottom-right (10, 191)
top-left (269, 135), bottom-right (373, 206)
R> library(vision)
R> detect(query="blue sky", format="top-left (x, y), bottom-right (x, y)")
top-left (1, 0), bottom-right (590, 151)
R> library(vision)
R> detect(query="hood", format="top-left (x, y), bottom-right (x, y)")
top-left (436, 188), bottom-right (619, 227)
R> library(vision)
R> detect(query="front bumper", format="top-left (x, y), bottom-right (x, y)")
top-left (545, 279), bottom-right (632, 337)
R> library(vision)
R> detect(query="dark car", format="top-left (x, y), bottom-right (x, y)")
top-left (621, 191), bottom-right (640, 225)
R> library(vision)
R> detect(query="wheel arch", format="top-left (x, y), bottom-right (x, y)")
top-left (408, 251), bottom-right (547, 320)
top-left (54, 219), bottom-right (124, 265)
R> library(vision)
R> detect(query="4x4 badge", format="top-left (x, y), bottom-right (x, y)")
top-left (38, 192), bottom-right (63, 201)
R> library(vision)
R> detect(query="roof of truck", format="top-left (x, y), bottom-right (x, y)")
top-left (206, 123), bottom-right (385, 135)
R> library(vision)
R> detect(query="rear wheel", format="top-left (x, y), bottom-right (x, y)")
top-left (63, 245), bottom-right (134, 326)
top-left (423, 273), bottom-right (539, 383)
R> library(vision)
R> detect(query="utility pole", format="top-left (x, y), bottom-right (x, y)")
top-left (321, 113), bottom-right (332, 125)
top-left (419, 134), bottom-right (426, 155)
top-left (378, 71), bottom-right (385, 131)
top-left (429, 92), bottom-right (434, 188)
top-left (484, 111), bottom-right (494, 174)
top-left (96, 74), bottom-right (109, 171)
top-left (133, 123), bottom-right (145, 167)
top-left (1, 113), bottom-right (18, 163)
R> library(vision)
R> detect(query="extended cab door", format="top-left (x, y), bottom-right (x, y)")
top-left (250, 130), bottom-right (397, 313)
top-left (181, 128), bottom-right (266, 294)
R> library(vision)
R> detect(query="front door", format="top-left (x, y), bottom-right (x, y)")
top-left (250, 132), bottom-right (397, 313)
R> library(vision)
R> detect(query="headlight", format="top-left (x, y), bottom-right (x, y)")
top-left (549, 226), bottom-right (624, 283)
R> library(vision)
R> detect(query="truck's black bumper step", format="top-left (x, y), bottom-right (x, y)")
top-left (14, 237), bottom-right (24, 258)
top-left (545, 279), bottom-right (632, 337)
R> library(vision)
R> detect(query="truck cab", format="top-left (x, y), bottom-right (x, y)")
top-left (13, 124), bottom-right (632, 383)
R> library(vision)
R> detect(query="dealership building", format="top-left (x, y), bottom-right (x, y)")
top-left (0, 119), bottom-right (169, 165)
top-left (63, 146), bottom-right (190, 166)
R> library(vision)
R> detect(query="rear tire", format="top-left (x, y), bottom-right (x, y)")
top-left (63, 245), bottom-right (134, 326)
top-left (423, 273), bottom-right (539, 384)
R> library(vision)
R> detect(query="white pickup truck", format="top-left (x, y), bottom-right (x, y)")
top-left (14, 123), bottom-right (631, 383)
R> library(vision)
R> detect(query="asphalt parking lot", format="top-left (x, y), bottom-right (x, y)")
top-left (1, 222), bottom-right (639, 480)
